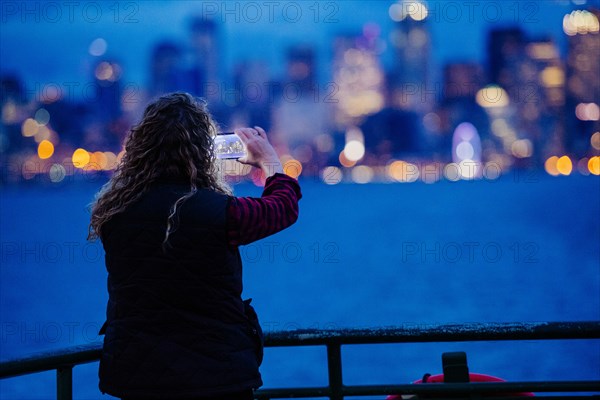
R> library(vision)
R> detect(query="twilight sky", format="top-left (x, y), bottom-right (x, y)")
top-left (0, 0), bottom-right (596, 97)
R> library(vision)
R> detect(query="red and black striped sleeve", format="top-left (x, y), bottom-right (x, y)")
top-left (227, 173), bottom-right (302, 246)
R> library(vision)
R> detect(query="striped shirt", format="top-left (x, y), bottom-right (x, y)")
top-left (227, 173), bottom-right (302, 246)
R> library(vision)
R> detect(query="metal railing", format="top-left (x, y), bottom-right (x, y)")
top-left (1, 321), bottom-right (599, 399)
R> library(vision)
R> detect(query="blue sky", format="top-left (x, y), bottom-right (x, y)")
top-left (0, 0), bottom-right (596, 96)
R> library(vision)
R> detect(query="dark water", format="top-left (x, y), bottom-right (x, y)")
top-left (1, 174), bottom-right (599, 399)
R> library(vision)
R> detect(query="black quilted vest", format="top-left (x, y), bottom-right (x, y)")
top-left (97, 180), bottom-right (263, 399)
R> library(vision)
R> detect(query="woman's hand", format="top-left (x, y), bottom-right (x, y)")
top-left (235, 127), bottom-right (284, 177)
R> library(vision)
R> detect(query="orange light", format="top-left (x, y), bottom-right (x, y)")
top-left (388, 160), bottom-right (419, 182)
top-left (89, 151), bottom-right (108, 170)
top-left (283, 159), bottom-right (302, 179)
top-left (544, 156), bottom-right (560, 176)
top-left (339, 151), bottom-right (356, 168)
top-left (556, 155), bottom-right (573, 175)
top-left (72, 148), bottom-right (90, 168)
top-left (589, 156), bottom-right (600, 175)
top-left (37, 140), bottom-right (54, 159)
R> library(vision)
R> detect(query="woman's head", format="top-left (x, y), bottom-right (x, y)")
top-left (88, 92), bottom-right (231, 242)
top-left (128, 92), bottom-right (218, 181)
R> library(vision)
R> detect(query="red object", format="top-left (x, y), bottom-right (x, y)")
top-left (385, 373), bottom-right (535, 399)
top-left (227, 172), bottom-right (302, 246)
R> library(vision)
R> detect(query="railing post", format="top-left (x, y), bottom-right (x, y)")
top-left (57, 366), bottom-right (73, 400)
top-left (327, 343), bottom-right (343, 400)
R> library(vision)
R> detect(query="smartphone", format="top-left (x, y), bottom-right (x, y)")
top-left (214, 132), bottom-right (246, 159)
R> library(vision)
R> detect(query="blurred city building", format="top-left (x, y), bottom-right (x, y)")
top-left (271, 43), bottom-right (332, 172)
top-left (564, 8), bottom-right (600, 157)
top-left (150, 42), bottom-right (185, 96)
top-left (388, 0), bottom-right (431, 114)
top-left (1, 3), bottom-right (599, 184)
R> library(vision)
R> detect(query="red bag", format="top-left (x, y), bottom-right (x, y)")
top-left (386, 352), bottom-right (534, 399)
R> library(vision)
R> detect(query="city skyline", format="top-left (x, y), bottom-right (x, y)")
top-left (1, 1), bottom-right (592, 92)
top-left (1, 0), bottom-right (599, 184)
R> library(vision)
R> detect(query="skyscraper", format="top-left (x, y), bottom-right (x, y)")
top-left (486, 28), bottom-right (566, 164)
top-left (286, 45), bottom-right (316, 92)
top-left (188, 17), bottom-right (220, 101)
top-left (150, 42), bottom-right (184, 96)
top-left (388, 0), bottom-right (431, 113)
top-left (564, 8), bottom-right (600, 156)
top-left (332, 33), bottom-right (385, 127)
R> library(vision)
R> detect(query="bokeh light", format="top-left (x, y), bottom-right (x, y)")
top-left (21, 118), bottom-right (39, 137)
top-left (591, 132), bottom-right (600, 150)
top-left (545, 156), bottom-right (560, 176)
top-left (556, 155), bottom-right (573, 175)
top-left (589, 156), bottom-right (600, 175)
top-left (321, 166), bottom-right (343, 185)
top-left (476, 86), bottom-right (510, 108)
top-left (72, 148), bottom-right (90, 168)
top-left (89, 38), bottom-right (108, 56)
top-left (351, 165), bottom-right (374, 183)
top-left (37, 140), bottom-right (54, 159)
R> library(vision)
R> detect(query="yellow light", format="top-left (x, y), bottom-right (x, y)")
top-left (351, 165), bottom-right (374, 184)
top-left (21, 118), bottom-right (39, 137)
top-left (283, 159), bottom-right (302, 179)
top-left (544, 156), bottom-right (560, 176)
top-left (476, 86), bottom-right (509, 108)
top-left (589, 156), bottom-right (600, 175)
top-left (321, 166), bottom-right (342, 185)
top-left (72, 148), bottom-right (90, 168)
top-left (591, 132), bottom-right (600, 150)
top-left (37, 140), bottom-right (54, 159)
top-left (540, 66), bottom-right (564, 87)
top-left (556, 155), bottom-right (573, 175)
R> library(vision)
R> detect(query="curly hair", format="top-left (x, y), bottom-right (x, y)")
top-left (88, 92), bottom-right (231, 247)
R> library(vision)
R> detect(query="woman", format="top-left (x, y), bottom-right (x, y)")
top-left (88, 92), bottom-right (302, 400)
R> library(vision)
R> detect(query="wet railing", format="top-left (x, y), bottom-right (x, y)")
top-left (1, 321), bottom-right (599, 399)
